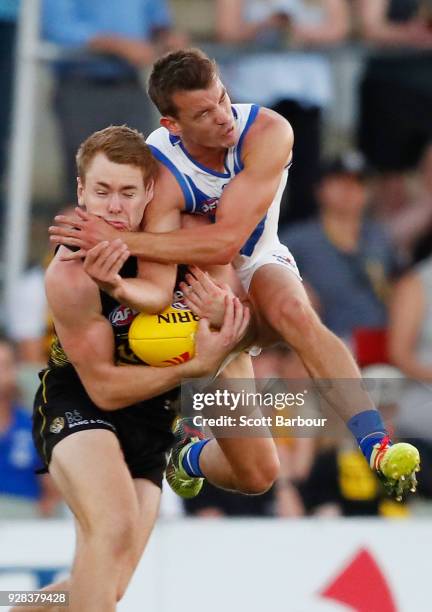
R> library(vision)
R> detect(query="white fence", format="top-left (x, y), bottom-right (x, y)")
top-left (0, 518), bottom-right (430, 611)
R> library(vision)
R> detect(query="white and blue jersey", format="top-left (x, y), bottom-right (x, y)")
top-left (146, 103), bottom-right (300, 289)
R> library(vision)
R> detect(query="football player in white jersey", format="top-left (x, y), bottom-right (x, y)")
top-left (50, 49), bottom-right (419, 500)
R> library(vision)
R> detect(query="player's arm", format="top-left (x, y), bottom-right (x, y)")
top-left (49, 110), bottom-right (293, 265)
top-left (133, 176), bottom-right (181, 310)
top-left (94, 174), bottom-right (181, 313)
top-left (46, 249), bottom-right (250, 411)
top-left (123, 109), bottom-right (293, 264)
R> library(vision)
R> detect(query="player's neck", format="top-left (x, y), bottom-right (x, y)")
top-left (180, 137), bottom-right (227, 173)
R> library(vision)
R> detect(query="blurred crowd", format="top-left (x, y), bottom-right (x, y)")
top-left (1, 0), bottom-right (432, 520)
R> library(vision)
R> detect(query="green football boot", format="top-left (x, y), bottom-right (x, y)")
top-left (166, 417), bottom-right (206, 499)
top-left (371, 437), bottom-right (421, 502)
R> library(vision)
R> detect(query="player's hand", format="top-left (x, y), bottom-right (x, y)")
top-left (49, 207), bottom-right (118, 260)
top-left (192, 296), bottom-right (250, 376)
top-left (83, 239), bottom-right (130, 296)
top-left (180, 265), bottom-right (235, 329)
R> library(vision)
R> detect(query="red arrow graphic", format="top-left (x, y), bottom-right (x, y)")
top-left (320, 548), bottom-right (397, 612)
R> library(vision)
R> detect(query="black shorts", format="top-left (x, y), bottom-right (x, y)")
top-left (32, 368), bottom-right (177, 488)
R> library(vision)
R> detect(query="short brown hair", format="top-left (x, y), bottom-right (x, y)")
top-left (148, 48), bottom-right (218, 117)
top-left (76, 125), bottom-right (158, 184)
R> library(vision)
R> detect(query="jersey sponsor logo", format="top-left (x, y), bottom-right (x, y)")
top-left (109, 305), bottom-right (137, 327)
top-left (49, 417), bottom-right (65, 434)
top-left (272, 253), bottom-right (294, 266)
top-left (65, 410), bottom-right (85, 427)
top-left (271, 253), bottom-right (299, 272)
top-left (64, 410), bottom-right (116, 431)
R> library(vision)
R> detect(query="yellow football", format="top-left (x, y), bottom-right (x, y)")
top-left (128, 306), bottom-right (199, 367)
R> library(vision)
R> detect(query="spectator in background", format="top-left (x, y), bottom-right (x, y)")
top-left (0, 335), bottom-right (60, 518)
top-left (280, 152), bottom-right (400, 357)
top-left (42, 0), bottom-right (186, 201)
top-left (356, 0), bottom-right (432, 217)
top-left (215, 0), bottom-right (349, 225)
top-left (375, 143), bottom-right (432, 264)
top-left (0, 0), bottom-right (19, 224)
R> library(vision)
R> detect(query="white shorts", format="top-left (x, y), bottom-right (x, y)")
top-left (234, 245), bottom-right (302, 292)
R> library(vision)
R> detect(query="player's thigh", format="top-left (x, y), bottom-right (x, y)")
top-left (249, 263), bottom-right (312, 336)
top-left (72, 478), bottom-right (160, 570)
top-left (49, 429), bottom-right (140, 532)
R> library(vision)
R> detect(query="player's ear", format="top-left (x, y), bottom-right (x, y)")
top-left (160, 116), bottom-right (181, 137)
top-left (77, 177), bottom-right (84, 206)
top-left (144, 178), bottom-right (154, 204)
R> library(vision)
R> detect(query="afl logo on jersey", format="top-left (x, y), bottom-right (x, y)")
top-left (109, 305), bottom-right (137, 327)
top-left (171, 289), bottom-right (188, 310)
top-left (50, 417), bottom-right (65, 434)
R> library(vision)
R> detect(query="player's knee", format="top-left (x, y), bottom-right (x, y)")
top-left (237, 453), bottom-right (280, 494)
top-left (108, 515), bottom-right (139, 559)
top-left (82, 510), bottom-right (139, 560)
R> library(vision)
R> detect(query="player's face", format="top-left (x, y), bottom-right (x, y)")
top-left (77, 153), bottom-right (153, 231)
top-left (163, 79), bottom-right (237, 148)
